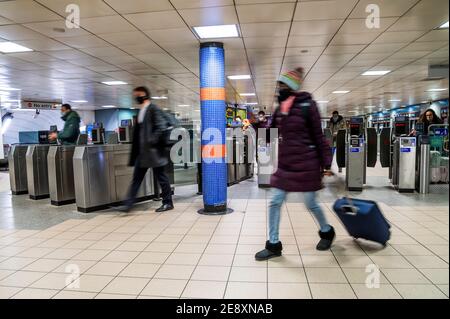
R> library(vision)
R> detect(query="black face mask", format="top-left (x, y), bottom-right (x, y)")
top-left (278, 88), bottom-right (292, 103)
top-left (135, 96), bottom-right (148, 104)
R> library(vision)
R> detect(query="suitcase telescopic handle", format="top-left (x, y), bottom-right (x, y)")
top-left (341, 205), bottom-right (359, 216)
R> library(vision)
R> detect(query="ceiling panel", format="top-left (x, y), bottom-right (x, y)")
top-left (144, 28), bottom-right (197, 43)
top-left (171, 0), bottom-right (233, 10)
top-left (178, 6), bottom-right (238, 26)
top-left (291, 20), bottom-right (344, 36)
top-left (124, 11), bottom-right (186, 30)
top-left (295, 0), bottom-right (359, 21)
top-left (36, 0), bottom-right (116, 18)
top-left (0, 0), bottom-right (447, 116)
top-left (24, 20), bottom-right (90, 38)
top-left (240, 22), bottom-right (290, 37)
top-left (0, 0), bottom-right (60, 23)
top-left (237, 3), bottom-right (296, 23)
top-left (104, 0), bottom-right (173, 14)
top-left (81, 16), bottom-right (137, 34)
top-left (349, 0), bottom-right (418, 19)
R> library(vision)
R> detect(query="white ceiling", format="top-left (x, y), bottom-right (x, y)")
top-left (0, 0), bottom-right (448, 119)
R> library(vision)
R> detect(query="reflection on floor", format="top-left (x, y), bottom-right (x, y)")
top-left (0, 166), bottom-right (448, 299)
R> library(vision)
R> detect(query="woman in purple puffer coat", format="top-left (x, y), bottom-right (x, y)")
top-left (256, 68), bottom-right (336, 261)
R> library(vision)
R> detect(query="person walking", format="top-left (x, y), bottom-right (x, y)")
top-left (121, 86), bottom-right (174, 213)
top-left (255, 68), bottom-right (335, 261)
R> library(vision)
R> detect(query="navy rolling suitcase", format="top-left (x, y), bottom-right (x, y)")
top-left (333, 197), bottom-right (391, 246)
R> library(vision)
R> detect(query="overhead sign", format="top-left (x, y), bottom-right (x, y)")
top-left (22, 100), bottom-right (62, 110)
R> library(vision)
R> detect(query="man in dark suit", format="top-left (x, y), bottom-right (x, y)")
top-left (121, 86), bottom-right (174, 213)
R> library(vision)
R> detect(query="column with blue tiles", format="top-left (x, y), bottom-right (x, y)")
top-left (198, 42), bottom-right (232, 215)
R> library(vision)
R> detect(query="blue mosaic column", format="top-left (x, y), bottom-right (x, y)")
top-left (199, 42), bottom-right (231, 215)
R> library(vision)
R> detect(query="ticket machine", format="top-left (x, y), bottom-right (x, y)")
top-left (118, 119), bottom-right (134, 144)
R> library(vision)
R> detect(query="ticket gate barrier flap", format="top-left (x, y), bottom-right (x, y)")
top-left (323, 128), bottom-right (333, 148)
top-left (73, 145), bottom-right (155, 213)
top-left (235, 136), bottom-right (247, 182)
top-left (8, 145), bottom-right (29, 195)
top-left (336, 129), bottom-right (346, 168)
top-left (417, 141), bottom-right (431, 194)
top-left (48, 146), bottom-right (76, 206)
top-left (257, 141), bottom-right (278, 188)
top-left (393, 137), bottom-right (417, 193)
top-left (366, 128), bottom-right (378, 168)
top-left (227, 136), bottom-right (238, 186)
top-left (379, 128), bottom-right (392, 168)
top-left (346, 137), bottom-right (365, 192)
top-left (26, 145), bottom-right (51, 200)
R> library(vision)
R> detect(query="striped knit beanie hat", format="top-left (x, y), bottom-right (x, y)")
top-left (278, 67), bottom-right (304, 91)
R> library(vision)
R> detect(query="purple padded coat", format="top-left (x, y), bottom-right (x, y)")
top-left (270, 92), bottom-right (333, 192)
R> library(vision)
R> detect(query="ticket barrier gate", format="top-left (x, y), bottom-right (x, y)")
top-left (392, 137), bottom-right (417, 193)
top-left (73, 144), bottom-right (155, 213)
top-left (47, 146), bottom-right (77, 206)
top-left (346, 137), bottom-right (366, 191)
top-left (390, 117), bottom-right (416, 192)
top-left (26, 145), bottom-right (51, 200)
top-left (336, 121), bottom-right (378, 191)
top-left (8, 145), bottom-right (30, 195)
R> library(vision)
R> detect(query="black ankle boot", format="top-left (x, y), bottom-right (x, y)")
top-left (317, 226), bottom-right (336, 251)
top-left (255, 241), bottom-right (283, 261)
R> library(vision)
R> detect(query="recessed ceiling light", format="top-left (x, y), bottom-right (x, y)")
top-left (102, 105), bottom-right (116, 108)
top-left (101, 81), bottom-right (128, 86)
top-left (228, 75), bottom-right (251, 80)
top-left (240, 93), bottom-right (256, 97)
top-left (362, 70), bottom-right (391, 76)
top-left (332, 90), bottom-right (350, 94)
top-left (427, 88), bottom-right (448, 92)
top-left (71, 100), bottom-right (88, 103)
top-left (152, 96), bottom-right (168, 100)
top-left (0, 42), bottom-right (33, 53)
top-left (193, 24), bottom-right (239, 39)
top-left (439, 21), bottom-right (449, 29)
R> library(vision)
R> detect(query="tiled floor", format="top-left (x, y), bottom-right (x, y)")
top-left (0, 165), bottom-right (448, 299)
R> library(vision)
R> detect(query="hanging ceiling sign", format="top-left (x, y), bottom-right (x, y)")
top-left (21, 99), bottom-right (62, 110)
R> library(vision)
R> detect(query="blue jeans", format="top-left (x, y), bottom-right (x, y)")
top-left (269, 188), bottom-right (331, 244)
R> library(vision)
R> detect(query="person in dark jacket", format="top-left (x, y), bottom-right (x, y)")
top-left (48, 104), bottom-right (80, 145)
top-left (255, 68), bottom-right (335, 261)
top-left (121, 86), bottom-right (174, 213)
top-left (416, 108), bottom-right (443, 135)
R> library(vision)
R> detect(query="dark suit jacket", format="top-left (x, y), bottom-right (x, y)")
top-left (129, 104), bottom-right (169, 168)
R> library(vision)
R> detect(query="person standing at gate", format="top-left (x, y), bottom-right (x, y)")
top-left (329, 110), bottom-right (346, 153)
top-left (48, 104), bottom-right (80, 145)
top-left (120, 86), bottom-right (174, 213)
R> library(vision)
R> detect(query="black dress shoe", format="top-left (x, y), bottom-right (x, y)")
top-left (116, 205), bottom-right (131, 213)
top-left (155, 204), bottom-right (174, 213)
